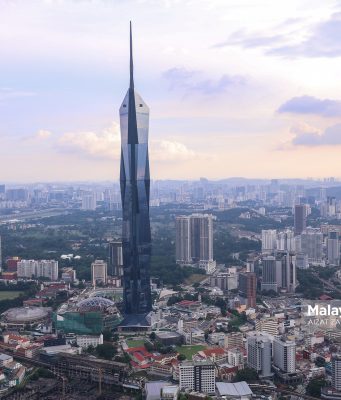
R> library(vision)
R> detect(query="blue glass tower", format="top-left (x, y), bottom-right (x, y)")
top-left (119, 22), bottom-right (152, 318)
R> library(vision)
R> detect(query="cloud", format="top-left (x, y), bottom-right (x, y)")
top-left (58, 122), bottom-right (121, 159)
top-left (58, 122), bottom-right (198, 161)
top-left (213, 31), bottom-right (283, 49)
top-left (269, 12), bottom-right (341, 58)
top-left (152, 140), bottom-right (196, 161)
top-left (278, 96), bottom-right (341, 117)
top-left (163, 67), bottom-right (245, 95)
top-left (36, 129), bottom-right (52, 139)
top-left (214, 12), bottom-right (341, 58)
top-left (290, 123), bottom-right (341, 147)
top-left (0, 87), bottom-right (36, 101)
top-left (22, 129), bottom-right (53, 142)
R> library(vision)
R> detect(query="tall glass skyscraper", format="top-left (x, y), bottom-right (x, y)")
top-left (119, 23), bottom-right (152, 319)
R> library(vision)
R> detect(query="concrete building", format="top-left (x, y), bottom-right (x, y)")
top-left (261, 230), bottom-right (277, 253)
top-left (17, 259), bottom-right (58, 281)
top-left (238, 272), bottom-right (257, 308)
top-left (91, 260), bottom-right (107, 286)
top-left (294, 204), bottom-right (307, 236)
top-left (255, 317), bottom-right (278, 336)
top-left (227, 348), bottom-right (244, 368)
top-left (81, 193), bottom-right (97, 210)
top-left (247, 332), bottom-right (272, 378)
top-left (210, 269), bottom-right (238, 291)
top-left (301, 228), bottom-right (323, 265)
top-left (273, 337), bottom-right (296, 373)
top-left (328, 231), bottom-right (340, 266)
top-left (179, 361), bottom-right (216, 394)
top-left (108, 241), bottom-right (123, 276)
top-left (277, 230), bottom-right (295, 252)
top-left (261, 256), bottom-right (281, 292)
top-left (332, 355), bottom-right (341, 392)
top-left (176, 214), bottom-right (216, 273)
top-left (76, 334), bottom-right (103, 349)
top-left (224, 332), bottom-right (244, 349)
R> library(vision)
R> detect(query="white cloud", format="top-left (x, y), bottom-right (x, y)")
top-left (58, 122), bottom-right (121, 159)
top-left (58, 122), bottom-right (198, 162)
top-left (36, 129), bottom-right (53, 139)
top-left (152, 140), bottom-right (196, 161)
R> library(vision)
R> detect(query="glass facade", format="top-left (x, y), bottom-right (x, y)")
top-left (119, 23), bottom-right (152, 316)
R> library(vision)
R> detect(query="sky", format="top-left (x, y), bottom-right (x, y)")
top-left (1, 0), bottom-right (341, 182)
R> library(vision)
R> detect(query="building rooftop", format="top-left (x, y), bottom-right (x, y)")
top-left (216, 381), bottom-right (253, 397)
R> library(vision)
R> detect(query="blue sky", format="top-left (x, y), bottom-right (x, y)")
top-left (1, 0), bottom-right (341, 181)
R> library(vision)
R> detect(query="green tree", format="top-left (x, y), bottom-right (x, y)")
top-left (306, 378), bottom-right (327, 397)
top-left (233, 367), bottom-right (258, 383)
top-left (96, 343), bottom-right (116, 360)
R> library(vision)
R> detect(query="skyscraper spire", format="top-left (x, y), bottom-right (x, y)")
top-left (130, 21), bottom-right (134, 90)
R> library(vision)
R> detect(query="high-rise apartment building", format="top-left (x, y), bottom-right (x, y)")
top-left (108, 241), bottom-right (123, 276)
top-left (276, 230), bottom-right (295, 252)
top-left (179, 361), bottom-right (216, 394)
top-left (273, 337), bottom-right (296, 373)
top-left (261, 252), bottom-right (296, 293)
top-left (261, 256), bottom-right (281, 292)
top-left (300, 228), bottom-right (323, 264)
top-left (247, 332), bottom-right (272, 377)
top-left (261, 230), bottom-right (277, 253)
top-left (81, 193), bottom-right (97, 210)
top-left (176, 216), bottom-right (191, 264)
top-left (120, 23), bottom-right (152, 317)
top-left (17, 260), bottom-right (58, 281)
top-left (91, 260), bottom-right (107, 286)
top-left (176, 214), bottom-right (216, 273)
top-left (332, 355), bottom-right (341, 391)
top-left (238, 272), bottom-right (257, 308)
top-left (294, 204), bottom-right (307, 236)
top-left (328, 231), bottom-right (340, 266)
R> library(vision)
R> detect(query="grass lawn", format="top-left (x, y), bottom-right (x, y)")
top-left (0, 291), bottom-right (24, 300)
top-left (175, 345), bottom-right (206, 360)
top-left (126, 339), bottom-right (146, 348)
top-left (184, 274), bottom-right (206, 285)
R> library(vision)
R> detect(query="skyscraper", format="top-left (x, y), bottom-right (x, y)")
top-left (238, 272), bottom-right (257, 308)
top-left (261, 229), bottom-right (277, 253)
top-left (328, 230), bottom-right (340, 266)
top-left (175, 214), bottom-right (216, 273)
top-left (332, 355), bottom-right (341, 391)
top-left (120, 23), bottom-right (152, 318)
top-left (108, 241), bottom-right (123, 276)
top-left (294, 204), bottom-right (306, 236)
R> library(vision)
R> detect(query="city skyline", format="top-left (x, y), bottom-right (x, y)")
top-left (1, 0), bottom-right (341, 181)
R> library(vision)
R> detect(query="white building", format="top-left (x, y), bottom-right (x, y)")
top-left (91, 260), bottom-right (107, 286)
top-left (176, 214), bottom-right (216, 273)
top-left (247, 332), bottom-right (272, 378)
top-left (81, 193), bottom-right (97, 210)
top-left (273, 338), bottom-right (296, 373)
top-left (277, 230), bottom-right (295, 252)
top-left (300, 228), bottom-right (323, 265)
top-left (76, 334), bottom-right (103, 349)
top-left (227, 348), bottom-right (244, 368)
top-left (17, 259), bottom-right (58, 281)
top-left (179, 361), bottom-right (215, 394)
top-left (261, 230), bottom-right (277, 253)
